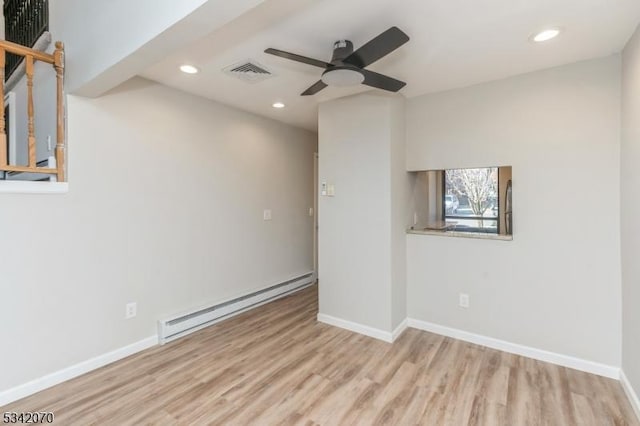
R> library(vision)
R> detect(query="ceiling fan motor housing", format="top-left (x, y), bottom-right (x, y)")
top-left (331, 40), bottom-right (354, 63)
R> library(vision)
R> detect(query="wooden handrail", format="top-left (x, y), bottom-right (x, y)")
top-left (0, 39), bottom-right (65, 182)
top-left (0, 39), bottom-right (54, 64)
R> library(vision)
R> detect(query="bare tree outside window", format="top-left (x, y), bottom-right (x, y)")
top-left (445, 167), bottom-right (498, 230)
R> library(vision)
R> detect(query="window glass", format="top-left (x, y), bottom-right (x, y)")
top-left (445, 167), bottom-right (498, 233)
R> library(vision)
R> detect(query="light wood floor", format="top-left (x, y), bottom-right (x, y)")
top-left (4, 285), bottom-right (638, 425)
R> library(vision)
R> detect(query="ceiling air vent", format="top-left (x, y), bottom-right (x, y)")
top-left (223, 60), bottom-right (274, 83)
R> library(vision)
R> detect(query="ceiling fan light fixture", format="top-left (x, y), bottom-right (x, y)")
top-left (321, 68), bottom-right (365, 87)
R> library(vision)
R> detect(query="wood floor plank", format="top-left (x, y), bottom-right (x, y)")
top-left (3, 285), bottom-right (638, 426)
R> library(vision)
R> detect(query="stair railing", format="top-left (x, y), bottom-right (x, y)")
top-left (0, 40), bottom-right (65, 182)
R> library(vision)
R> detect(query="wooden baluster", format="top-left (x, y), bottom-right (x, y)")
top-left (0, 47), bottom-right (7, 168)
top-left (26, 54), bottom-right (36, 169)
top-left (54, 42), bottom-right (65, 182)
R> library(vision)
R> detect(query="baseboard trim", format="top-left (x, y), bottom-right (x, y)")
top-left (317, 314), bottom-right (394, 343)
top-left (621, 370), bottom-right (640, 421)
top-left (392, 318), bottom-right (409, 341)
top-left (407, 319), bottom-right (619, 379)
top-left (316, 315), bottom-right (408, 344)
top-left (0, 335), bottom-right (157, 407)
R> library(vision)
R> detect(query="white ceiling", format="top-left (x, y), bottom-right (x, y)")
top-left (141, 0), bottom-right (640, 131)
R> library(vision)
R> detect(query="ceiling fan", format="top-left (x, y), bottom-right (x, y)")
top-left (264, 27), bottom-right (410, 96)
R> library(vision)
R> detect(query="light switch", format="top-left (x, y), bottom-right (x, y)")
top-left (459, 294), bottom-right (470, 308)
top-left (327, 184), bottom-right (335, 197)
top-left (263, 209), bottom-right (272, 221)
top-left (309, 207), bottom-right (314, 216)
top-left (321, 182), bottom-right (327, 196)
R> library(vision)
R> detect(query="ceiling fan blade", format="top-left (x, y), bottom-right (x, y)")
top-left (360, 69), bottom-right (406, 92)
top-left (301, 80), bottom-right (328, 96)
top-left (344, 27), bottom-right (410, 68)
top-left (265, 48), bottom-right (331, 69)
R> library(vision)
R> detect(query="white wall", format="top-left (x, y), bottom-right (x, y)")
top-left (0, 77), bottom-right (316, 392)
top-left (406, 56), bottom-right (622, 366)
top-left (318, 93), bottom-right (406, 333)
top-left (622, 24), bottom-right (640, 397)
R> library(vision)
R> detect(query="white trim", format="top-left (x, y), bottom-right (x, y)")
top-left (317, 314), bottom-right (394, 343)
top-left (392, 318), bottom-right (409, 341)
top-left (0, 181), bottom-right (68, 194)
top-left (621, 370), bottom-right (640, 421)
top-left (0, 336), bottom-right (157, 407)
top-left (407, 319), bottom-right (620, 379)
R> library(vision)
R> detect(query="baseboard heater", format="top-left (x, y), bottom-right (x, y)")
top-left (158, 272), bottom-right (315, 344)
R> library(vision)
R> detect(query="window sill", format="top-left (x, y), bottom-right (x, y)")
top-left (0, 181), bottom-right (68, 194)
top-left (407, 228), bottom-right (513, 241)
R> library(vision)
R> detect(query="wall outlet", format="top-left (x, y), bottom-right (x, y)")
top-left (263, 209), bottom-right (272, 221)
top-left (459, 294), bottom-right (470, 308)
top-left (125, 302), bottom-right (137, 319)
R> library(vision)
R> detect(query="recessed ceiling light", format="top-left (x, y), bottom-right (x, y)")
top-left (532, 28), bottom-right (562, 43)
top-left (180, 64), bottom-right (199, 74)
top-left (272, 102), bottom-right (286, 109)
